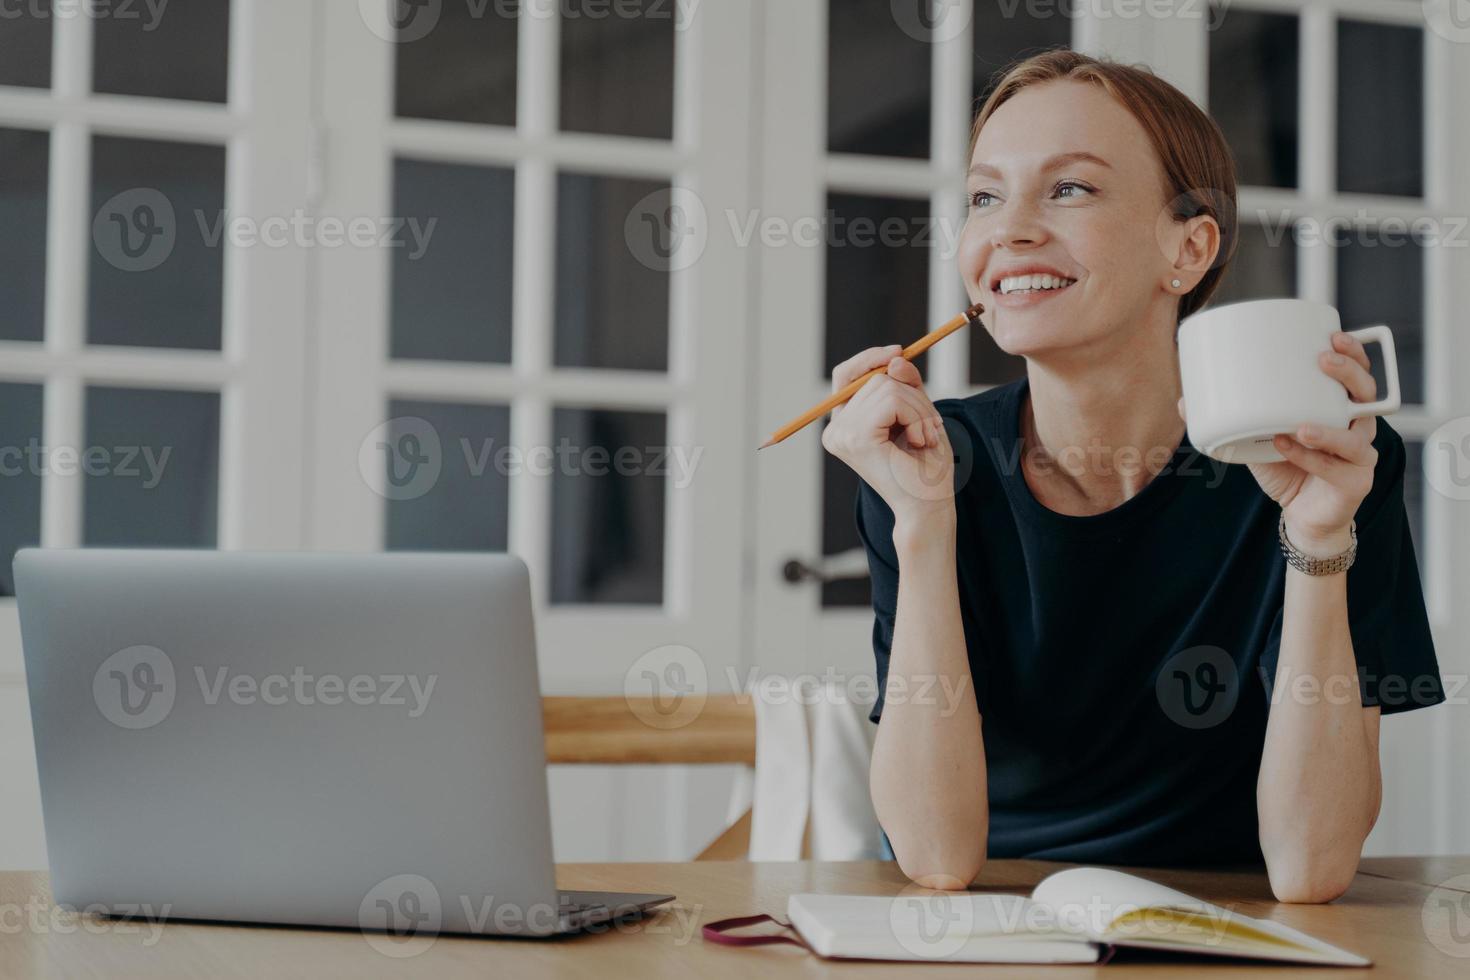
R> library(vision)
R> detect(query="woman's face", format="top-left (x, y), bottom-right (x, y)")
top-left (958, 79), bottom-right (1189, 360)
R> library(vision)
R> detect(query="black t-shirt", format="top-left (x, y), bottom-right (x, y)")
top-left (856, 375), bottom-right (1444, 867)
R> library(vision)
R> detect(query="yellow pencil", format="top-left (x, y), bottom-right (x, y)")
top-left (758, 302), bottom-right (985, 450)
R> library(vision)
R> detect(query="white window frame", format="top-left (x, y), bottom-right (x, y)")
top-left (309, 0), bottom-right (757, 697)
top-left (0, 0), bottom-right (315, 670)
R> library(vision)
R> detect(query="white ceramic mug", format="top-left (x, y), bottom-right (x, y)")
top-left (1178, 298), bottom-right (1401, 464)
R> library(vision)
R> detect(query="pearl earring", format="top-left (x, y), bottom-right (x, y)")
top-left (1170, 278), bottom-right (1182, 289)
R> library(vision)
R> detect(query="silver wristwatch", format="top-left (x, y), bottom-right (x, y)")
top-left (1278, 513), bottom-right (1357, 576)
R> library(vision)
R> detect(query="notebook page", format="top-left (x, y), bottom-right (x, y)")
top-left (1030, 868), bottom-right (1229, 938)
top-left (787, 892), bottom-right (1100, 962)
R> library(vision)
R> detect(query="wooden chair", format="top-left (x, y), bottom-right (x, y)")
top-left (541, 695), bottom-right (757, 860)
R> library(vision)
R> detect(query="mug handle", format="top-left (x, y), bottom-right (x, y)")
top-left (1344, 324), bottom-right (1401, 418)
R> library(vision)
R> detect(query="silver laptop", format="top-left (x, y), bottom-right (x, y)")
top-left (15, 549), bottom-right (672, 938)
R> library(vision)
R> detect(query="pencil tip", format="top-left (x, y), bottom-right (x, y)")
top-left (757, 439), bottom-right (774, 450)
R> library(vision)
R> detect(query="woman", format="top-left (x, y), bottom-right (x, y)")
top-left (822, 51), bottom-right (1442, 903)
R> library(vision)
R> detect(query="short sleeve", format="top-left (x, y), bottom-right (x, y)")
top-left (1264, 420), bottom-right (1443, 714)
top-left (855, 478), bottom-right (900, 724)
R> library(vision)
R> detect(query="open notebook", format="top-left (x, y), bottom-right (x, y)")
top-left (785, 868), bottom-right (1370, 966)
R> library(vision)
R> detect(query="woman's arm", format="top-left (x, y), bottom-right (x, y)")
top-left (821, 346), bottom-right (986, 890)
top-left (1226, 329), bottom-right (1388, 903)
top-left (1257, 540), bottom-right (1382, 904)
top-left (870, 511), bottom-right (986, 889)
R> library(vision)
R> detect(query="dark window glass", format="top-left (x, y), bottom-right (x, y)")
top-left (550, 408), bottom-right (666, 605)
top-left (824, 193), bottom-right (931, 381)
top-left (0, 6), bottom-right (51, 88)
top-left (1337, 20), bottom-right (1423, 198)
top-left (828, 0), bottom-right (931, 158)
top-left (0, 383), bottom-right (43, 597)
top-left (93, 0), bottom-right (230, 103)
top-left (88, 136), bottom-right (226, 350)
top-left (391, 159), bottom-right (515, 363)
top-left (394, 0), bottom-right (517, 126)
top-left (1335, 224), bottom-right (1424, 406)
top-left (0, 127), bottom-right (48, 342)
top-left (559, 0), bottom-right (674, 140)
top-left (1209, 5), bottom-right (1299, 188)
top-left (1212, 220), bottom-right (1298, 307)
top-left (383, 400), bottom-right (512, 552)
top-left (554, 173), bottom-right (670, 371)
top-left (973, 5), bottom-right (1071, 108)
top-left (821, 428), bottom-right (870, 608)
top-left (82, 387), bottom-right (220, 547)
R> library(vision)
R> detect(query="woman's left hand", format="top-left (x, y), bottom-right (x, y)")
top-left (1181, 331), bottom-right (1379, 554)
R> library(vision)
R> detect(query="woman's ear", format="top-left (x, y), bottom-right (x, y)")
top-left (1171, 214), bottom-right (1221, 285)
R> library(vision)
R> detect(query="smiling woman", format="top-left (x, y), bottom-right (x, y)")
top-left (820, 50), bottom-right (1443, 902)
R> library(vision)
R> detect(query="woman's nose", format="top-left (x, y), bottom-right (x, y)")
top-left (989, 198), bottom-right (1048, 249)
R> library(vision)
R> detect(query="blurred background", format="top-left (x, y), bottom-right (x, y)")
top-left (0, 0), bottom-right (1467, 868)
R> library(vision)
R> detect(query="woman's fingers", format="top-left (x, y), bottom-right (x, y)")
top-left (1331, 331), bottom-right (1374, 373)
top-left (831, 345), bottom-right (902, 420)
top-left (1319, 347), bottom-right (1377, 404)
top-left (1293, 417), bottom-right (1378, 467)
top-left (864, 374), bottom-right (939, 448)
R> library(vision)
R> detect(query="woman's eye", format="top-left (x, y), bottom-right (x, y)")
top-left (1054, 180), bottom-right (1092, 199)
top-left (969, 190), bottom-right (997, 209)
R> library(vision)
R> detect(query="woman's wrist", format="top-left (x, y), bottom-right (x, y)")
top-left (892, 504), bottom-right (957, 561)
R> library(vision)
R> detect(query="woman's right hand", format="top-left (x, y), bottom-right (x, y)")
top-left (821, 345), bottom-right (956, 529)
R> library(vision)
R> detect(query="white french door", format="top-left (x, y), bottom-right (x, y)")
top-left (308, 0), bottom-right (757, 858)
top-left (0, 0), bottom-right (315, 868)
top-left (751, 0), bottom-right (1470, 856)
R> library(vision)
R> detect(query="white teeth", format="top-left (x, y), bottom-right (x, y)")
top-left (997, 273), bottom-right (1076, 295)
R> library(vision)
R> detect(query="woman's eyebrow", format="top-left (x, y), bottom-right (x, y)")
top-left (968, 151), bottom-right (1113, 178)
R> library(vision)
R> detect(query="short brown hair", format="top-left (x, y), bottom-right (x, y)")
top-left (969, 50), bottom-right (1237, 321)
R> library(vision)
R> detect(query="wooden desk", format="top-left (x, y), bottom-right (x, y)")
top-left (0, 859), bottom-right (1465, 978)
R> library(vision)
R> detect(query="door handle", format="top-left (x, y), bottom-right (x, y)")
top-left (781, 548), bottom-right (870, 585)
